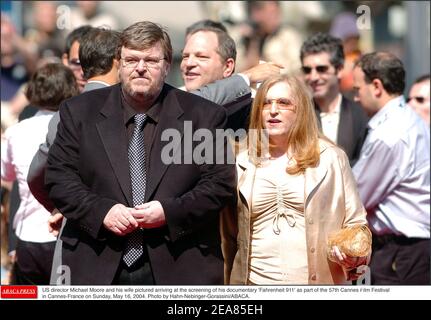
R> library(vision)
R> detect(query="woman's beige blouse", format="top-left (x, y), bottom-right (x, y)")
top-left (248, 155), bottom-right (308, 284)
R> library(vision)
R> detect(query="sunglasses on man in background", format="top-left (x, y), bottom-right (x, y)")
top-left (301, 65), bottom-right (330, 74)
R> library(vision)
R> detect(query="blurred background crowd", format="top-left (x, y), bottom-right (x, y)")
top-left (1, 0), bottom-right (430, 285)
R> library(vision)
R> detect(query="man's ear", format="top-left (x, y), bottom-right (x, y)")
top-left (163, 62), bottom-right (171, 78)
top-left (112, 58), bottom-right (120, 70)
top-left (372, 78), bottom-right (384, 97)
top-left (62, 53), bottom-right (69, 67)
top-left (336, 65), bottom-right (344, 81)
top-left (223, 58), bottom-right (235, 78)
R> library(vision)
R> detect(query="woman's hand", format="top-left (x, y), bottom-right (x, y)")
top-left (330, 245), bottom-right (368, 280)
top-left (330, 245), bottom-right (367, 268)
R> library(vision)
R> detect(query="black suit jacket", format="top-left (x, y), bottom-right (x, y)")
top-left (314, 96), bottom-right (368, 166)
top-left (45, 83), bottom-right (236, 284)
top-left (224, 92), bottom-right (252, 132)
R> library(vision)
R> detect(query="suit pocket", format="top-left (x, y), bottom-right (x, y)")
top-left (60, 233), bottom-right (79, 248)
top-left (195, 229), bottom-right (222, 258)
top-left (60, 223), bottom-right (80, 248)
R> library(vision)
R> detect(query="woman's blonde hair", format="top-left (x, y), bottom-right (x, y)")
top-left (248, 74), bottom-right (321, 174)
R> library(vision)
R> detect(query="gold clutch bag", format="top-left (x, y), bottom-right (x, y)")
top-left (327, 225), bottom-right (372, 258)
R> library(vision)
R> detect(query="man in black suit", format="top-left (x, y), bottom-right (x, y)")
top-left (300, 33), bottom-right (368, 166)
top-left (45, 21), bottom-right (236, 285)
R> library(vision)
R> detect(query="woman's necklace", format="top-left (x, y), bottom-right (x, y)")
top-left (266, 152), bottom-right (294, 167)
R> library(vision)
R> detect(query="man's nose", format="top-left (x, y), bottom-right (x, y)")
top-left (136, 59), bottom-right (148, 72)
top-left (75, 67), bottom-right (84, 79)
top-left (353, 94), bottom-right (360, 103)
top-left (186, 55), bottom-right (197, 67)
top-left (309, 68), bottom-right (320, 81)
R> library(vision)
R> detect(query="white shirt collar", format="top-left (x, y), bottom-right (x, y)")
top-left (368, 95), bottom-right (405, 130)
top-left (87, 80), bottom-right (111, 87)
top-left (34, 109), bottom-right (55, 117)
top-left (334, 93), bottom-right (342, 114)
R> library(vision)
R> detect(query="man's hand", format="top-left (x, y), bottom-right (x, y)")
top-left (103, 204), bottom-right (139, 236)
top-left (48, 210), bottom-right (64, 236)
top-left (131, 201), bottom-right (166, 229)
top-left (242, 62), bottom-right (285, 85)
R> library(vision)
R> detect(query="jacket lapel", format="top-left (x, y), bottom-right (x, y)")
top-left (337, 96), bottom-right (353, 155)
top-left (304, 142), bottom-right (328, 208)
top-left (236, 151), bottom-right (256, 212)
top-left (96, 85), bottom-right (133, 206)
top-left (313, 101), bottom-right (323, 130)
top-left (145, 86), bottom-right (184, 202)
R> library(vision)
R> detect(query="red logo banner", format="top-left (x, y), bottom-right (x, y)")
top-left (1, 286), bottom-right (38, 299)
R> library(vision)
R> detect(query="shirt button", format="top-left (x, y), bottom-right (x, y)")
top-left (310, 247), bottom-right (315, 253)
top-left (310, 274), bottom-right (316, 281)
top-left (308, 218), bottom-right (313, 224)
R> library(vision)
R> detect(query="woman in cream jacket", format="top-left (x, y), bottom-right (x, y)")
top-left (222, 75), bottom-right (370, 285)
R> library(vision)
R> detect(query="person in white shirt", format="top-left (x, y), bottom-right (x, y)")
top-left (352, 52), bottom-right (430, 285)
top-left (1, 63), bottom-right (79, 284)
top-left (27, 28), bottom-right (122, 285)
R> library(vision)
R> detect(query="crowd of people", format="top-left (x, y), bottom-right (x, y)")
top-left (1, 1), bottom-right (429, 286)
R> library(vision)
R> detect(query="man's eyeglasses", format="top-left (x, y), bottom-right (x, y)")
top-left (263, 98), bottom-right (295, 111)
top-left (407, 96), bottom-right (426, 104)
top-left (68, 59), bottom-right (81, 69)
top-left (301, 65), bottom-right (330, 75)
top-left (121, 56), bottom-right (166, 69)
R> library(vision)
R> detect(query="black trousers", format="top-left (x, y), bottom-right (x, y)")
top-left (12, 239), bottom-right (56, 285)
top-left (112, 247), bottom-right (155, 285)
top-left (370, 234), bottom-right (430, 285)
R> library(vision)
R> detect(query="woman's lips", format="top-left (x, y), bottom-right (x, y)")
top-left (267, 119), bottom-right (282, 126)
